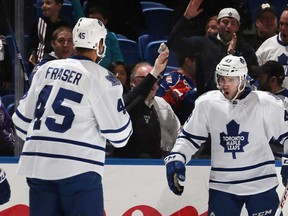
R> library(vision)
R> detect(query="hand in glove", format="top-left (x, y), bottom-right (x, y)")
top-left (281, 155), bottom-right (288, 186)
top-left (164, 153), bottom-right (186, 195)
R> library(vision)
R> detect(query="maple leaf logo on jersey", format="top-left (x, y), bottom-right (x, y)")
top-left (105, 72), bottom-right (120, 86)
top-left (219, 120), bottom-right (249, 159)
top-left (278, 54), bottom-right (288, 68)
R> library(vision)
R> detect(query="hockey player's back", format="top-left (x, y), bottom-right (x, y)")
top-left (12, 18), bottom-right (132, 216)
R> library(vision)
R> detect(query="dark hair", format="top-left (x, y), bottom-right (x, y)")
top-left (108, 61), bottom-right (126, 72)
top-left (89, 6), bottom-right (110, 20)
top-left (55, 0), bottom-right (64, 4)
top-left (177, 52), bottom-right (198, 67)
top-left (260, 60), bottom-right (285, 85)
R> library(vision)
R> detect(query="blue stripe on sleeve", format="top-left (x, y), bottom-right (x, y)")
top-left (109, 129), bottom-right (133, 144)
top-left (14, 125), bottom-right (28, 135)
top-left (100, 118), bottom-right (131, 134)
top-left (15, 109), bottom-right (32, 123)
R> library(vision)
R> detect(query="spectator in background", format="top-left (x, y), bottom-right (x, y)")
top-left (168, 0), bottom-right (258, 95)
top-left (29, 25), bottom-right (74, 84)
top-left (205, 15), bottom-right (219, 36)
top-left (88, 6), bottom-right (124, 69)
top-left (256, 7), bottom-right (288, 89)
top-left (0, 101), bottom-right (15, 156)
top-left (108, 61), bottom-right (130, 93)
top-left (113, 51), bottom-right (181, 158)
top-left (157, 52), bottom-right (197, 125)
top-left (248, 3), bottom-right (277, 52)
top-left (28, 0), bottom-right (70, 68)
top-left (79, 0), bottom-right (146, 41)
top-left (0, 35), bottom-right (14, 95)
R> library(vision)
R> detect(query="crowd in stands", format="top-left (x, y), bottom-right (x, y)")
top-left (1, 0), bottom-right (288, 158)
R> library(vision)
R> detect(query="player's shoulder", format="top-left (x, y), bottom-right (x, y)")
top-left (196, 90), bottom-right (221, 102)
top-left (253, 90), bottom-right (284, 106)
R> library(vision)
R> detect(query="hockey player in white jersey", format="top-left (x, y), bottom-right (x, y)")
top-left (12, 18), bottom-right (132, 216)
top-left (164, 55), bottom-right (288, 215)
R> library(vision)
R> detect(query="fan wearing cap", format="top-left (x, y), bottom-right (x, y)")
top-left (163, 55), bottom-right (288, 215)
top-left (256, 7), bottom-right (288, 88)
top-left (249, 3), bottom-right (277, 52)
top-left (167, 0), bottom-right (258, 95)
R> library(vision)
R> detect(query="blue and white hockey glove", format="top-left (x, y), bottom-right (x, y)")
top-left (281, 155), bottom-right (288, 186)
top-left (164, 153), bottom-right (186, 195)
top-left (0, 168), bottom-right (11, 205)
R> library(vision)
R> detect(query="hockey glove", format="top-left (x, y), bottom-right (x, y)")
top-left (164, 153), bottom-right (186, 195)
top-left (0, 168), bottom-right (10, 205)
top-left (281, 155), bottom-right (288, 186)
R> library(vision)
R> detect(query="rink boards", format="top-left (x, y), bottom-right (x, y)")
top-left (0, 158), bottom-right (286, 216)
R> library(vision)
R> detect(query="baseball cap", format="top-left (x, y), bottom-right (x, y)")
top-left (256, 3), bottom-right (276, 19)
top-left (217, 8), bottom-right (240, 23)
top-left (258, 61), bottom-right (285, 81)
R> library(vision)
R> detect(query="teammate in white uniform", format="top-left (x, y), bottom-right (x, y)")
top-left (164, 55), bottom-right (288, 215)
top-left (12, 18), bottom-right (132, 216)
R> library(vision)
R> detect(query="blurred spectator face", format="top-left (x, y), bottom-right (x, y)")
top-left (184, 58), bottom-right (197, 78)
top-left (41, 0), bottom-right (62, 19)
top-left (218, 17), bottom-right (239, 43)
top-left (279, 10), bottom-right (288, 44)
top-left (256, 11), bottom-right (277, 38)
top-left (89, 13), bottom-right (108, 26)
top-left (206, 19), bottom-right (219, 36)
top-left (131, 65), bottom-right (158, 101)
top-left (257, 73), bottom-right (271, 91)
top-left (52, 30), bottom-right (74, 59)
top-left (113, 64), bottom-right (127, 86)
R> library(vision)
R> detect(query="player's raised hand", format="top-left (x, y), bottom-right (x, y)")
top-left (164, 153), bottom-right (186, 195)
top-left (150, 43), bottom-right (169, 78)
top-left (184, 0), bottom-right (204, 19)
top-left (0, 169), bottom-right (11, 205)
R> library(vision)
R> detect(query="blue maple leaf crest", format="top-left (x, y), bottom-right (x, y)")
top-left (219, 120), bottom-right (249, 159)
top-left (105, 72), bottom-right (120, 86)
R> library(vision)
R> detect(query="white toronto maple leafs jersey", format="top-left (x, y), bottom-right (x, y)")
top-left (172, 89), bottom-right (288, 195)
top-left (12, 56), bottom-right (132, 180)
top-left (256, 34), bottom-right (288, 88)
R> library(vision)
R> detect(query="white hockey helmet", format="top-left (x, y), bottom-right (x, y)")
top-left (215, 55), bottom-right (248, 99)
top-left (215, 55), bottom-right (247, 77)
top-left (73, 17), bottom-right (107, 58)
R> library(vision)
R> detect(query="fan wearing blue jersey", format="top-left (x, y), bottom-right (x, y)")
top-left (164, 55), bottom-right (288, 215)
top-left (12, 17), bottom-right (132, 216)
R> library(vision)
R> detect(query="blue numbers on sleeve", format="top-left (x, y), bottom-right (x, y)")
top-left (33, 85), bottom-right (83, 133)
top-left (117, 98), bottom-right (126, 114)
top-left (285, 110), bottom-right (288, 122)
